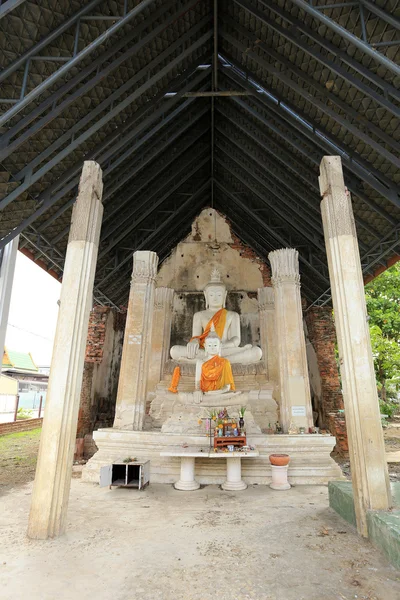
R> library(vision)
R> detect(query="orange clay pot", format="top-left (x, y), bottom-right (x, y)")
top-left (269, 454), bottom-right (290, 467)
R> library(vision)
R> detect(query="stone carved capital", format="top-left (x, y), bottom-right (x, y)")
top-left (258, 286), bottom-right (275, 311)
top-left (154, 287), bottom-right (174, 310)
top-left (268, 248), bottom-right (300, 287)
top-left (131, 251), bottom-right (159, 284)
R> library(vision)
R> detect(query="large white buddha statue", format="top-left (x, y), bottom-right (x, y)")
top-left (170, 268), bottom-right (262, 364)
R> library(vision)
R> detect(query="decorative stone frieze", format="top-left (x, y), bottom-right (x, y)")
top-left (269, 248), bottom-right (301, 287)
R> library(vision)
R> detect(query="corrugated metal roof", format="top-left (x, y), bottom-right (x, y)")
top-left (0, 0), bottom-right (398, 305)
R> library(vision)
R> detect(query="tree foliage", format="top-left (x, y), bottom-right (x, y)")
top-left (365, 263), bottom-right (400, 402)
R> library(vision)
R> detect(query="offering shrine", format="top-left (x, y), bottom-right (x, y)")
top-left (83, 208), bottom-right (342, 486)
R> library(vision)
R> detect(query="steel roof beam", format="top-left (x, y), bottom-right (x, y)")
top-left (111, 196), bottom-right (208, 303)
top-left (288, 0), bottom-right (400, 77)
top-left (214, 179), bottom-right (330, 288)
top-left (213, 201), bottom-right (316, 300)
top-left (20, 227), bottom-right (119, 309)
top-left (215, 154), bottom-right (328, 261)
top-left (0, 0), bottom-right (26, 19)
top-left (36, 91), bottom-right (208, 240)
top-left (0, 0), bottom-right (158, 127)
top-left (222, 18), bottom-right (400, 161)
top-left (96, 160), bottom-right (210, 281)
top-left (7, 30), bottom-right (212, 195)
top-left (98, 152), bottom-right (210, 259)
top-left (221, 65), bottom-right (399, 219)
top-left (0, 0), bottom-right (103, 82)
top-left (215, 110), bottom-right (383, 252)
top-left (0, 0), bottom-right (185, 159)
top-left (233, 0), bottom-right (400, 115)
top-left (97, 180), bottom-right (210, 289)
top-left (39, 125), bottom-right (209, 253)
top-left (102, 114), bottom-right (209, 221)
top-left (0, 68), bottom-right (210, 250)
top-left (361, 0), bottom-right (400, 30)
top-left (220, 43), bottom-right (400, 203)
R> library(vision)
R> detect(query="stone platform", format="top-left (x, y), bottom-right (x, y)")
top-left (82, 429), bottom-right (343, 486)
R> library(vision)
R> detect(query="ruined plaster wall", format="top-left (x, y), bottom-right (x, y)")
top-left (76, 306), bottom-right (126, 458)
top-left (157, 208), bottom-right (271, 351)
top-left (304, 306), bottom-right (347, 453)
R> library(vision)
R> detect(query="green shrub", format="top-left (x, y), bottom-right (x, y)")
top-left (17, 407), bottom-right (33, 420)
top-left (379, 399), bottom-right (398, 419)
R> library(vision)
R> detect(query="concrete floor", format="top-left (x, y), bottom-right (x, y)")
top-left (0, 480), bottom-right (399, 600)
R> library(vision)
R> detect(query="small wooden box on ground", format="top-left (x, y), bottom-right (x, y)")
top-left (100, 460), bottom-right (150, 489)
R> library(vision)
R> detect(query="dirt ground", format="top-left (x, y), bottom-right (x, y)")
top-left (1, 480), bottom-right (399, 600)
top-left (1, 426), bottom-right (400, 600)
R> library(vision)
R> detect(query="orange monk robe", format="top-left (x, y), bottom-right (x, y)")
top-left (200, 356), bottom-right (236, 393)
top-left (190, 308), bottom-right (227, 349)
top-left (168, 366), bottom-right (181, 393)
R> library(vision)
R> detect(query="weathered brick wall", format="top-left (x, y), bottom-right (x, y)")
top-left (0, 417), bottom-right (43, 436)
top-left (229, 231), bottom-right (271, 286)
top-left (76, 306), bottom-right (126, 458)
top-left (85, 306), bottom-right (110, 363)
top-left (305, 306), bottom-right (347, 453)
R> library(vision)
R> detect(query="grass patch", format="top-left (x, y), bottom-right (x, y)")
top-left (0, 427), bottom-right (42, 487)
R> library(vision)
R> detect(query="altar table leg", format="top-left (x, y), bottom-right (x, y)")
top-left (222, 458), bottom-right (247, 491)
top-left (174, 457), bottom-right (200, 491)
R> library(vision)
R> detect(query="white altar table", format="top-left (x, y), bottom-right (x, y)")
top-left (160, 447), bottom-right (259, 491)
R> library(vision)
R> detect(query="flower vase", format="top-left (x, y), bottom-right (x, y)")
top-left (239, 417), bottom-right (244, 431)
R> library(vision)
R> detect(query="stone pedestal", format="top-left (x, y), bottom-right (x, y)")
top-left (268, 249), bottom-right (313, 432)
top-left (258, 286), bottom-right (278, 384)
top-left (222, 457), bottom-right (247, 491)
top-left (270, 465), bottom-right (291, 491)
top-left (27, 161), bottom-right (103, 539)
top-left (113, 251), bottom-right (158, 431)
top-left (0, 235), bottom-right (19, 361)
top-left (147, 287), bottom-right (174, 394)
top-left (319, 155), bottom-right (391, 537)
top-left (175, 457), bottom-right (200, 491)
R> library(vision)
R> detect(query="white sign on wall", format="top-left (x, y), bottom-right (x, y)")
top-left (291, 406), bottom-right (306, 417)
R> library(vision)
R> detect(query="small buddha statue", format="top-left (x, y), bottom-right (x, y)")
top-left (170, 268), bottom-right (262, 364)
top-left (192, 326), bottom-right (236, 404)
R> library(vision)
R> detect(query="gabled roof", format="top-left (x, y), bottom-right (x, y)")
top-left (2, 349), bottom-right (39, 373)
top-left (0, 0), bottom-right (398, 306)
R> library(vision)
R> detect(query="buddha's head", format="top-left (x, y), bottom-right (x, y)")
top-left (204, 325), bottom-right (222, 357)
top-left (204, 268), bottom-right (227, 310)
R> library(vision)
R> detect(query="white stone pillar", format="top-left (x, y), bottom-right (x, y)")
top-left (319, 155), bottom-right (391, 536)
top-left (258, 287), bottom-right (278, 383)
top-left (268, 248), bottom-right (313, 432)
top-left (113, 250), bottom-right (158, 430)
top-left (147, 287), bottom-right (174, 393)
top-left (0, 236), bottom-right (19, 362)
top-left (27, 161), bottom-right (103, 539)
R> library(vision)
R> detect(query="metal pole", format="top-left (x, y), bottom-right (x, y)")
top-left (38, 395), bottom-right (43, 419)
top-left (14, 394), bottom-right (19, 422)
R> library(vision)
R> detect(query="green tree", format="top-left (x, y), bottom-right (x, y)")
top-left (369, 324), bottom-right (400, 402)
top-left (365, 263), bottom-right (400, 342)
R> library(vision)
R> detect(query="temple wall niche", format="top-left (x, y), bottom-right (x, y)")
top-left (157, 208), bottom-right (271, 347)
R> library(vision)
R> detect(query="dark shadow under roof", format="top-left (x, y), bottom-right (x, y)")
top-left (0, 0), bottom-right (399, 306)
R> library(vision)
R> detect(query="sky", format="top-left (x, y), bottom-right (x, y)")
top-left (5, 252), bottom-right (61, 366)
